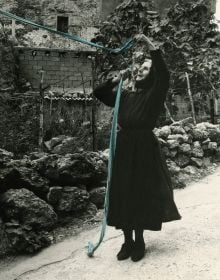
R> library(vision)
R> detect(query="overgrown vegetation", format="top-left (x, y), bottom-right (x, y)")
top-left (92, 0), bottom-right (220, 107)
top-left (156, 0), bottom-right (220, 108)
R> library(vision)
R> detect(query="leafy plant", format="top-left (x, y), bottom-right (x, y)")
top-left (92, 0), bottom-right (220, 105)
top-left (156, 0), bottom-right (220, 101)
top-left (92, 0), bottom-right (157, 80)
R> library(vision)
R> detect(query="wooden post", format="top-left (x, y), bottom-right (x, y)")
top-left (81, 72), bottom-right (86, 122)
top-left (164, 102), bottom-right (175, 123)
top-left (210, 90), bottom-right (215, 124)
top-left (185, 72), bottom-right (196, 125)
top-left (39, 70), bottom-right (45, 151)
top-left (11, 20), bottom-right (16, 39)
top-left (49, 91), bottom-right (53, 116)
top-left (91, 57), bottom-right (97, 151)
top-left (81, 72), bottom-right (86, 95)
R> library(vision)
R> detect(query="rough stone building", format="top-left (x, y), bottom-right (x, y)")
top-left (37, 0), bottom-right (101, 43)
top-left (0, 1), bottom-right (102, 92)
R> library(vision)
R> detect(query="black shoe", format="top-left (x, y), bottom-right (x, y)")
top-left (131, 241), bottom-right (145, 262)
top-left (117, 241), bottom-right (134, 261)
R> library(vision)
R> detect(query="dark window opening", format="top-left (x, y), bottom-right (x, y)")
top-left (57, 16), bottom-right (69, 33)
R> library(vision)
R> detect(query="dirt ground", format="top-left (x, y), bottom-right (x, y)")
top-left (0, 165), bottom-right (220, 280)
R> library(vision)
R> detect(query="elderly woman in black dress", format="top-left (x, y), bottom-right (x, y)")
top-left (93, 34), bottom-right (181, 262)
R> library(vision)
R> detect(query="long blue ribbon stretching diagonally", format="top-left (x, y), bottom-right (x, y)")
top-left (0, 9), bottom-right (133, 54)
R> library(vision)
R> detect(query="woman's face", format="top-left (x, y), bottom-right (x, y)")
top-left (134, 59), bottom-right (152, 81)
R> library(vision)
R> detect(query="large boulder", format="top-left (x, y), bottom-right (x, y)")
top-left (0, 166), bottom-right (49, 198)
top-left (191, 141), bottom-right (204, 158)
top-left (89, 187), bottom-right (106, 209)
top-left (174, 154), bottom-right (190, 168)
top-left (190, 128), bottom-right (208, 141)
top-left (84, 152), bottom-right (108, 187)
top-left (56, 186), bottom-right (89, 213)
top-left (177, 171), bottom-right (190, 187)
top-left (170, 126), bottom-right (185, 135)
top-left (182, 165), bottom-right (199, 175)
top-left (44, 135), bottom-right (67, 151)
top-left (31, 152), bottom-right (107, 189)
top-left (31, 154), bottom-right (60, 185)
top-left (154, 126), bottom-right (171, 139)
top-left (167, 134), bottom-right (189, 144)
top-left (166, 159), bottom-right (181, 175)
top-left (56, 152), bottom-right (107, 188)
top-left (167, 139), bottom-right (179, 149)
top-left (0, 149), bottom-right (14, 167)
top-left (45, 135), bottom-right (92, 155)
top-left (208, 142), bottom-right (218, 151)
top-left (0, 168), bottom-right (19, 193)
top-left (4, 222), bottom-right (52, 254)
top-left (157, 137), bottom-right (167, 147)
top-left (196, 122), bottom-right (218, 130)
top-left (203, 157), bottom-right (211, 166)
top-left (56, 153), bottom-right (95, 186)
top-left (50, 137), bottom-right (80, 155)
top-left (207, 128), bottom-right (220, 144)
top-left (193, 123), bottom-right (220, 143)
top-left (169, 149), bottom-right (178, 158)
top-left (183, 123), bottom-right (194, 133)
top-left (190, 157), bottom-right (203, 168)
top-left (171, 175), bottom-right (186, 188)
top-left (6, 157), bottom-right (32, 168)
top-left (84, 202), bottom-right (98, 217)
top-left (162, 147), bottom-right (177, 158)
top-left (0, 188), bottom-right (57, 229)
top-left (179, 143), bottom-right (191, 155)
top-left (47, 186), bottom-right (63, 205)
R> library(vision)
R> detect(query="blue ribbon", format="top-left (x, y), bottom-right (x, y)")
top-left (87, 78), bottom-right (123, 257)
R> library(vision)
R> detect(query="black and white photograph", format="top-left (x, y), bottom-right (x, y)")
top-left (0, 0), bottom-right (220, 279)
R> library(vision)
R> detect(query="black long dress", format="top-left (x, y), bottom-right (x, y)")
top-left (94, 49), bottom-right (181, 231)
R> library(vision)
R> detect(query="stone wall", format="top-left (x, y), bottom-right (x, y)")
top-left (154, 121), bottom-right (220, 187)
top-left (16, 47), bottom-right (93, 90)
